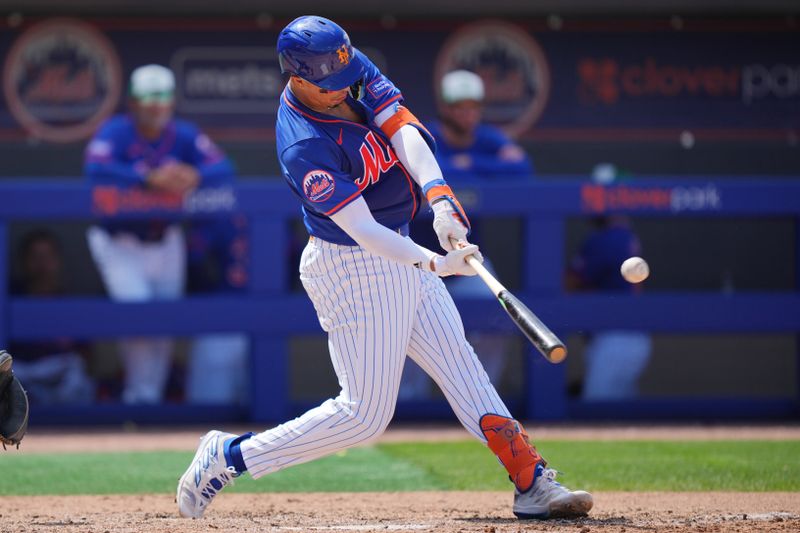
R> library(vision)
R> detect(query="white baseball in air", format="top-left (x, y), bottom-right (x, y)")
top-left (621, 257), bottom-right (650, 284)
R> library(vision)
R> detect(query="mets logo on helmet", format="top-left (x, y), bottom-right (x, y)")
top-left (303, 170), bottom-right (336, 203)
top-left (336, 44), bottom-right (350, 65)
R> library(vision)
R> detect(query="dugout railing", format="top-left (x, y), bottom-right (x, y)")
top-left (0, 178), bottom-right (798, 424)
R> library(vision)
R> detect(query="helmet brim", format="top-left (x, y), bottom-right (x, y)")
top-left (313, 49), bottom-right (366, 91)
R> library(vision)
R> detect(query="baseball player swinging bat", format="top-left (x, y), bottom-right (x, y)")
top-left (451, 238), bottom-right (567, 364)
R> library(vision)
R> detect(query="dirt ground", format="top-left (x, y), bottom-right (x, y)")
top-left (2, 424), bottom-right (799, 533)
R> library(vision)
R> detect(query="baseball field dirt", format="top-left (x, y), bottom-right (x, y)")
top-left (2, 424), bottom-right (798, 533)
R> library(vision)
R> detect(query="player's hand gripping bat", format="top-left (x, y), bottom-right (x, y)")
top-left (450, 238), bottom-right (567, 363)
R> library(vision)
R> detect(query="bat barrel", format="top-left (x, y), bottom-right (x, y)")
top-left (497, 290), bottom-right (567, 364)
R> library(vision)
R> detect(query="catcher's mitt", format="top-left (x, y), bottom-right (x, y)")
top-left (0, 350), bottom-right (29, 449)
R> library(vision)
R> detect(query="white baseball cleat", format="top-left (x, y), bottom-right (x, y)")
top-left (513, 466), bottom-right (593, 520)
top-left (176, 430), bottom-right (240, 518)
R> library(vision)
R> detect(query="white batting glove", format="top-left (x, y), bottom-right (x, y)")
top-left (432, 200), bottom-right (469, 252)
top-left (423, 179), bottom-right (471, 252)
top-left (427, 243), bottom-right (483, 277)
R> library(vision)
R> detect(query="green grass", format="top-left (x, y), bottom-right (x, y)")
top-left (1, 440), bottom-right (798, 496)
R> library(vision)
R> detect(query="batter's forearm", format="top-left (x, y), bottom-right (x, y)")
top-left (330, 197), bottom-right (432, 266)
top-left (84, 161), bottom-right (147, 186)
top-left (387, 124), bottom-right (444, 190)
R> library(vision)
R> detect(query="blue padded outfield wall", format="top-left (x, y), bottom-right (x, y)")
top-left (1, 178), bottom-right (798, 425)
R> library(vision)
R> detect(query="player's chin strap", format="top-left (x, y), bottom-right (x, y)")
top-left (480, 414), bottom-right (546, 493)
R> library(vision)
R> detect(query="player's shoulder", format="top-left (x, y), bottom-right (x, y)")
top-left (475, 123), bottom-right (511, 143)
top-left (280, 136), bottom-right (341, 167)
top-left (94, 113), bottom-right (134, 136)
top-left (172, 118), bottom-right (203, 137)
top-left (277, 103), bottom-right (335, 153)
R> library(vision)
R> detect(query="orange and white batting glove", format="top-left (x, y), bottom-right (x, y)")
top-left (423, 179), bottom-right (471, 252)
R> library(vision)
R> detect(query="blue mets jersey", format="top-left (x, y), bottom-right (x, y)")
top-left (84, 114), bottom-right (235, 238)
top-left (85, 114), bottom-right (233, 187)
top-left (426, 121), bottom-right (533, 180)
top-left (277, 50), bottom-right (428, 245)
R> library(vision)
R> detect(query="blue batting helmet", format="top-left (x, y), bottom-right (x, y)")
top-left (277, 16), bottom-right (365, 91)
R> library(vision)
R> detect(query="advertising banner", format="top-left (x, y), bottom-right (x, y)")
top-left (1, 17), bottom-right (797, 143)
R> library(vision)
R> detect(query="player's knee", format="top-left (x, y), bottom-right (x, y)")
top-left (334, 401), bottom-right (393, 444)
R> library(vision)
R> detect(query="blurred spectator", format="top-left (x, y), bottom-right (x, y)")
top-left (84, 64), bottom-right (235, 404)
top-left (8, 229), bottom-right (94, 405)
top-left (185, 214), bottom-right (250, 405)
top-left (426, 69), bottom-right (532, 180)
top-left (566, 164), bottom-right (653, 400)
top-left (400, 70), bottom-right (533, 399)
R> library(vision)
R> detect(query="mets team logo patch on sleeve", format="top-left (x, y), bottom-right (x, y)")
top-left (303, 170), bottom-right (336, 203)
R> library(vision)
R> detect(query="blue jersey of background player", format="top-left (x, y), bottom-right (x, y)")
top-left (276, 49), bottom-right (431, 245)
top-left (569, 215), bottom-right (642, 293)
top-left (426, 70), bottom-right (532, 182)
top-left (427, 122), bottom-right (532, 180)
top-left (85, 115), bottom-right (233, 187)
top-left (85, 102), bottom-right (234, 239)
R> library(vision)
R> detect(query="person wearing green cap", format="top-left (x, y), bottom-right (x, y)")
top-left (84, 64), bottom-right (236, 405)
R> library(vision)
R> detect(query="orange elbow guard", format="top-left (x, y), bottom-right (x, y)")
top-left (480, 414), bottom-right (544, 492)
top-left (379, 106), bottom-right (428, 139)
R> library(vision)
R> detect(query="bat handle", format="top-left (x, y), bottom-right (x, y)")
top-left (448, 237), bottom-right (505, 296)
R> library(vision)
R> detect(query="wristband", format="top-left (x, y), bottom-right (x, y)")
top-left (423, 179), bottom-right (471, 235)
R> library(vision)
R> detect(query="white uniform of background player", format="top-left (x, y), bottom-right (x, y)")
top-left (85, 65), bottom-right (236, 404)
top-left (177, 16), bottom-right (592, 522)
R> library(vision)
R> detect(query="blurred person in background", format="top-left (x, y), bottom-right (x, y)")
top-left (400, 70), bottom-right (534, 399)
top-left (8, 229), bottom-right (94, 405)
top-left (84, 64), bottom-right (235, 404)
top-left (566, 164), bottom-right (652, 400)
top-left (184, 214), bottom-right (250, 405)
top-left (427, 69), bottom-right (532, 180)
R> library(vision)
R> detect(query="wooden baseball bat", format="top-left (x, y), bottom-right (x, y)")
top-left (450, 239), bottom-right (567, 364)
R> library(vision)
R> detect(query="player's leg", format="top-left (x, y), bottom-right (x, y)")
top-left (186, 334), bottom-right (249, 404)
top-left (582, 330), bottom-right (652, 400)
top-left (445, 258), bottom-right (510, 385)
top-left (406, 272), bottom-right (592, 519)
top-left (239, 241), bottom-right (416, 477)
top-left (128, 225), bottom-right (187, 403)
top-left (87, 226), bottom-right (160, 404)
top-left (406, 273), bottom-right (511, 438)
top-left (178, 239), bottom-right (417, 518)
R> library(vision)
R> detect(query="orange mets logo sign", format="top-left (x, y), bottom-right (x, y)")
top-left (3, 18), bottom-right (122, 143)
top-left (434, 20), bottom-right (550, 138)
top-left (336, 44), bottom-right (350, 65)
top-left (303, 170), bottom-right (336, 203)
top-left (356, 131), bottom-right (398, 188)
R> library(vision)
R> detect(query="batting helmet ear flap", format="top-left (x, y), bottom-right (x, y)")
top-left (349, 78), bottom-right (364, 101)
top-left (277, 15), bottom-right (366, 91)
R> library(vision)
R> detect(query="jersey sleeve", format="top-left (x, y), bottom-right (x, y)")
top-left (182, 122), bottom-right (236, 186)
top-left (281, 138), bottom-right (361, 217)
top-left (83, 119), bottom-right (148, 186)
top-left (354, 50), bottom-right (403, 120)
top-left (352, 51), bottom-right (435, 150)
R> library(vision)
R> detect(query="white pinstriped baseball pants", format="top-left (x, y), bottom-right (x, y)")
top-left (240, 236), bottom-right (511, 478)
